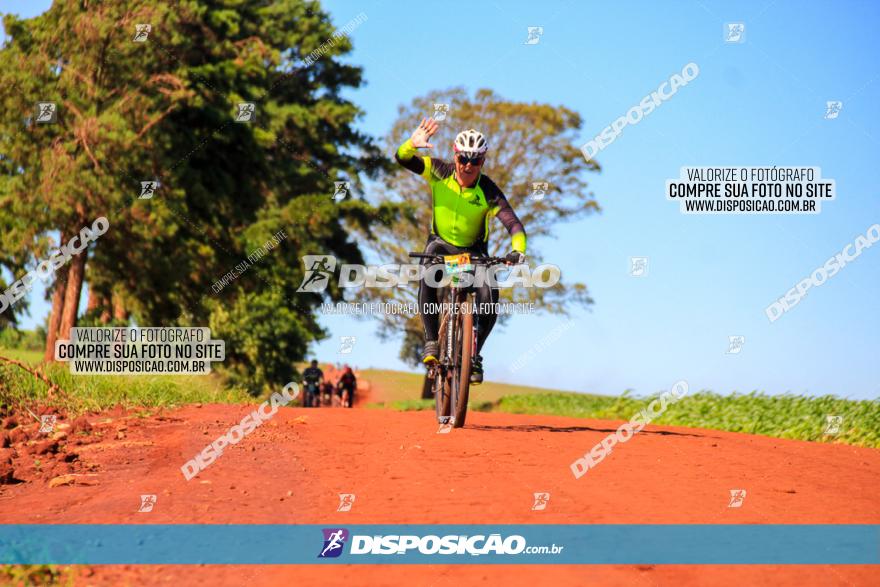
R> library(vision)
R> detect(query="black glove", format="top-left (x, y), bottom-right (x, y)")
top-left (504, 251), bottom-right (526, 265)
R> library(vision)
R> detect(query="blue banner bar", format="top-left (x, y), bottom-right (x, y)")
top-left (1, 525), bottom-right (877, 564)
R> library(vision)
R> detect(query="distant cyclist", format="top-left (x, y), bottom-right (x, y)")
top-left (337, 365), bottom-right (357, 408)
top-left (321, 379), bottom-right (335, 407)
top-left (395, 118), bottom-right (527, 384)
top-left (303, 360), bottom-right (323, 408)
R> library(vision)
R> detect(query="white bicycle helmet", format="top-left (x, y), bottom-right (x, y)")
top-left (453, 129), bottom-right (488, 155)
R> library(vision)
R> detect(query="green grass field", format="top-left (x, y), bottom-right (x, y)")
top-left (2, 347), bottom-right (878, 448)
top-left (0, 347), bottom-right (252, 416)
top-left (362, 368), bottom-right (880, 448)
top-left (493, 391), bottom-right (880, 448)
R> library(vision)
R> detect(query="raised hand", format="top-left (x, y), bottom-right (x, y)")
top-left (410, 117), bottom-right (439, 149)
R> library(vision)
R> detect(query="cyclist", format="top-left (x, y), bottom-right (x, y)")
top-left (321, 379), bottom-right (335, 407)
top-left (303, 359), bottom-right (323, 408)
top-left (395, 118), bottom-right (527, 384)
top-left (337, 365), bottom-right (357, 408)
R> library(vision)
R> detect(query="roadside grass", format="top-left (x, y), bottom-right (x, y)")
top-left (0, 346), bottom-right (253, 416)
top-left (4, 348), bottom-right (877, 448)
top-left (493, 391), bottom-right (880, 448)
top-left (375, 371), bottom-right (880, 448)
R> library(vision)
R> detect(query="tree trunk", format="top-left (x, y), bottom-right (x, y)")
top-left (86, 288), bottom-right (99, 314)
top-left (112, 292), bottom-right (128, 323)
top-left (44, 231), bottom-right (69, 363)
top-left (58, 251), bottom-right (87, 342)
top-left (88, 287), bottom-right (113, 323)
top-left (43, 268), bottom-right (68, 363)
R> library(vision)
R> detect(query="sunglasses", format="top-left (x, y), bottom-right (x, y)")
top-left (456, 154), bottom-right (485, 166)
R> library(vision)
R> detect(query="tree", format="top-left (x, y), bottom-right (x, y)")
top-left (0, 206), bottom-right (32, 331)
top-left (0, 0), bottom-right (395, 392)
top-left (1, 1), bottom-right (188, 359)
top-left (360, 87), bottom-right (601, 365)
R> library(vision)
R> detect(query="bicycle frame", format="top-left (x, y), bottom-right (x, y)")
top-left (410, 251), bottom-right (507, 429)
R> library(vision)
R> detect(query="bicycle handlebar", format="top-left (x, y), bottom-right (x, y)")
top-left (408, 252), bottom-right (510, 265)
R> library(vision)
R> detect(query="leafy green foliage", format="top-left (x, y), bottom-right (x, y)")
top-left (0, 327), bottom-right (46, 351)
top-left (1, 1), bottom-right (396, 390)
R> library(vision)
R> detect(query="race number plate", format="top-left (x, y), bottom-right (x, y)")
top-left (443, 253), bottom-right (473, 275)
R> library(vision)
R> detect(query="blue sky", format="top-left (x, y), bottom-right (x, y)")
top-left (3, 1), bottom-right (879, 399)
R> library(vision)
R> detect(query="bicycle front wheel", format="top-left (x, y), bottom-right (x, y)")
top-left (452, 294), bottom-right (475, 428)
top-left (434, 305), bottom-right (452, 424)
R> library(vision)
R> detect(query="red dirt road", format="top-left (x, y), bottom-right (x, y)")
top-left (2, 397), bottom-right (879, 586)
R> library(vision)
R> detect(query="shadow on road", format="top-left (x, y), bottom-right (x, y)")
top-left (468, 423), bottom-right (710, 438)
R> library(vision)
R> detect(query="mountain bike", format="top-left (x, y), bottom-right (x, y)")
top-left (321, 383), bottom-right (334, 407)
top-left (409, 252), bottom-right (508, 428)
top-left (339, 386), bottom-right (354, 408)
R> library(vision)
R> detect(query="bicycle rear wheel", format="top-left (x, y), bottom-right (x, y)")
top-left (452, 294), bottom-right (475, 428)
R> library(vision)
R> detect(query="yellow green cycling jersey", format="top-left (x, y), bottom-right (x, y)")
top-left (395, 138), bottom-right (527, 253)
